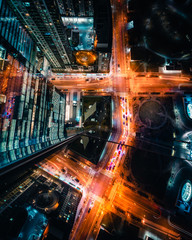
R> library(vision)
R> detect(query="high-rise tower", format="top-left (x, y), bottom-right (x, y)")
top-left (6, 0), bottom-right (112, 73)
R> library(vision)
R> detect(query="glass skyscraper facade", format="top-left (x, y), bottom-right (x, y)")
top-left (0, 0), bottom-right (66, 169)
top-left (0, 0), bottom-right (33, 62)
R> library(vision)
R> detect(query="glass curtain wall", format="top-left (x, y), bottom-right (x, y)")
top-left (0, 0), bottom-right (66, 169)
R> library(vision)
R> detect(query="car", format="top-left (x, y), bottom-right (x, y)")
top-left (117, 64), bottom-right (121, 70)
top-left (123, 114), bottom-right (125, 118)
top-left (138, 191), bottom-right (148, 199)
top-left (130, 214), bottom-right (141, 223)
top-left (88, 208), bottom-right (91, 213)
top-left (123, 121), bottom-right (125, 125)
top-left (74, 178), bottom-right (80, 182)
top-left (145, 236), bottom-right (154, 240)
top-left (118, 141), bottom-right (122, 150)
top-left (136, 74), bottom-right (145, 77)
top-left (149, 74), bottom-right (159, 78)
top-left (127, 185), bottom-right (136, 191)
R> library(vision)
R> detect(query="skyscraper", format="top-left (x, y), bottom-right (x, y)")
top-left (0, 0), bottom-right (66, 168)
top-left (6, 0), bottom-right (112, 73)
top-left (0, 0), bottom-right (112, 168)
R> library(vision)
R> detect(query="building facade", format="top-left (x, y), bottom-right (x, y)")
top-left (6, 0), bottom-right (112, 73)
top-left (0, 0), bottom-right (66, 169)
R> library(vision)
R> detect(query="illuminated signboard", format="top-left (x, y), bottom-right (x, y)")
top-left (181, 180), bottom-right (192, 203)
top-left (187, 103), bottom-right (192, 119)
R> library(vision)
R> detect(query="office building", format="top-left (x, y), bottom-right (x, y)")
top-left (6, 0), bottom-right (112, 73)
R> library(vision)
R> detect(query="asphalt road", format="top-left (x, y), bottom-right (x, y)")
top-left (38, 0), bottom-right (192, 239)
